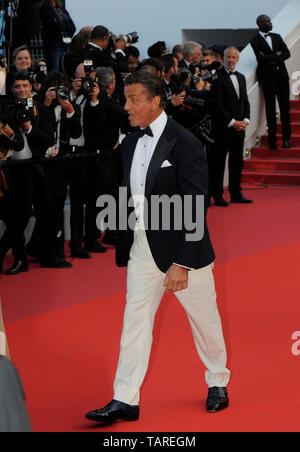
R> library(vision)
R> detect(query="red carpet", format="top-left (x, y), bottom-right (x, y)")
top-left (1, 186), bottom-right (300, 432)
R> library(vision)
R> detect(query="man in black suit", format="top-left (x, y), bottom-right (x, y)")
top-left (250, 14), bottom-right (291, 149)
top-left (85, 72), bottom-right (230, 424)
top-left (84, 26), bottom-right (127, 92)
top-left (210, 47), bottom-right (252, 206)
top-left (1, 72), bottom-right (68, 274)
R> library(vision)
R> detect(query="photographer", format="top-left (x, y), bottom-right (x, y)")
top-left (0, 71), bottom-right (56, 275)
top-left (32, 71), bottom-right (82, 265)
top-left (67, 62), bottom-right (107, 256)
top-left (84, 26), bottom-right (127, 83)
top-left (161, 54), bottom-right (185, 116)
top-left (83, 65), bottom-right (128, 247)
top-left (0, 103), bottom-right (25, 270)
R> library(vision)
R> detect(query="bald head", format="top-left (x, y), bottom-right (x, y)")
top-left (256, 14), bottom-right (273, 32)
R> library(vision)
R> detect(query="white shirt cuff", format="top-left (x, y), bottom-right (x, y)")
top-left (243, 118), bottom-right (250, 124)
top-left (173, 263), bottom-right (194, 271)
top-left (228, 119), bottom-right (235, 128)
top-left (66, 111), bottom-right (75, 119)
top-left (115, 49), bottom-right (126, 57)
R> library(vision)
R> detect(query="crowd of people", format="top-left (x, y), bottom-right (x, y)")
top-left (0, 3), bottom-right (290, 277)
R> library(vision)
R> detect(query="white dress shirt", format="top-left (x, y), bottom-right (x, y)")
top-left (130, 111), bottom-right (168, 230)
top-left (259, 31), bottom-right (273, 50)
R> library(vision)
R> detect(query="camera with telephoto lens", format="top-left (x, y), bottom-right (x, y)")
top-left (12, 98), bottom-right (34, 123)
top-left (109, 31), bottom-right (139, 49)
top-left (172, 69), bottom-right (206, 108)
top-left (112, 31), bottom-right (139, 45)
top-left (189, 60), bottom-right (221, 75)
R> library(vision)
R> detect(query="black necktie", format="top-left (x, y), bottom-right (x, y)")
top-left (136, 126), bottom-right (153, 138)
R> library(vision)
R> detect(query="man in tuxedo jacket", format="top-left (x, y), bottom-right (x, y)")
top-left (85, 71), bottom-right (230, 424)
top-left (250, 14), bottom-right (291, 149)
top-left (210, 47), bottom-right (252, 206)
top-left (84, 25), bottom-right (127, 98)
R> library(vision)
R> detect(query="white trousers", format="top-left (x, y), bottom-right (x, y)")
top-left (113, 229), bottom-right (230, 405)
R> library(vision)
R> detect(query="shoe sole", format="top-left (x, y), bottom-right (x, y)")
top-left (207, 401), bottom-right (229, 412)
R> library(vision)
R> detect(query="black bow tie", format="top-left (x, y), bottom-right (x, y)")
top-left (228, 71), bottom-right (237, 76)
top-left (263, 33), bottom-right (270, 37)
top-left (136, 125), bottom-right (153, 138)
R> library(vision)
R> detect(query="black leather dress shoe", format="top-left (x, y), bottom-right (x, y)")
top-left (268, 143), bottom-right (278, 150)
top-left (282, 140), bottom-right (291, 149)
top-left (40, 258), bottom-right (72, 268)
top-left (70, 247), bottom-right (91, 259)
top-left (84, 240), bottom-right (107, 253)
top-left (214, 197), bottom-right (229, 207)
top-left (230, 194), bottom-right (253, 204)
top-left (85, 399), bottom-right (139, 424)
top-left (6, 259), bottom-right (28, 276)
top-left (206, 387), bottom-right (229, 412)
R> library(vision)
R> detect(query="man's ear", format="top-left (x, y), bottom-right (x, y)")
top-left (152, 95), bottom-right (161, 110)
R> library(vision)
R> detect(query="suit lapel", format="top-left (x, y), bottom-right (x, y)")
top-left (257, 32), bottom-right (273, 53)
top-left (121, 134), bottom-right (139, 193)
top-left (145, 119), bottom-right (177, 198)
top-left (222, 68), bottom-right (239, 101)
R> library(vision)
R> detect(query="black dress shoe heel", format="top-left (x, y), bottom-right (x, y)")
top-left (214, 197), bottom-right (229, 207)
top-left (85, 399), bottom-right (139, 423)
top-left (206, 386), bottom-right (229, 412)
top-left (6, 259), bottom-right (28, 276)
top-left (230, 194), bottom-right (253, 204)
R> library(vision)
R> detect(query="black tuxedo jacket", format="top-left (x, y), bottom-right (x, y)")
top-left (26, 101), bottom-right (54, 159)
top-left (115, 117), bottom-right (215, 273)
top-left (84, 44), bottom-right (127, 75)
top-left (250, 32), bottom-right (290, 85)
top-left (211, 67), bottom-right (250, 132)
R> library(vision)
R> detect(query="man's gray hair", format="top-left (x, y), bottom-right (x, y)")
top-left (95, 66), bottom-right (115, 90)
top-left (182, 41), bottom-right (202, 59)
top-left (224, 46), bottom-right (240, 57)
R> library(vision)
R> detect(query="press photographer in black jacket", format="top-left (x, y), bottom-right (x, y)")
top-left (29, 71), bottom-right (82, 265)
top-left (0, 72), bottom-right (56, 274)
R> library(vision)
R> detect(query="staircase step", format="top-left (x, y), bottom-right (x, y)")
top-left (261, 134), bottom-right (300, 145)
top-left (242, 170), bottom-right (300, 185)
top-left (290, 99), bottom-right (300, 110)
top-left (278, 122), bottom-right (300, 133)
top-left (251, 146), bottom-right (300, 158)
top-left (244, 158), bottom-right (300, 172)
top-left (290, 111), bottom-right (300, 121)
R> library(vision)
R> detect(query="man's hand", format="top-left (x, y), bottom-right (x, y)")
top-left (58, 98), bottom-right (75, 114)
top-left (0, 124), bottom-right (14, 138)
top-left (90, 83), bottom-right (100, 103)
top-left (115, 36), bottom-right (127, 51)
top-left (44, 86), bottom-right (57, 107)
top-left (163, 264), bottom-right (188, 293)
top-left (171, 91), bottom-right (185, 107)
top-left (232, 120), bottom-right (247, 132)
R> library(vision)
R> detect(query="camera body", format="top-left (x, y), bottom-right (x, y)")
top-left (13, 98), bottom-right (34, 123)
top-left (56, 85), bottom-right (71, 101)
top-left (81, 60), bottom-right (96, 94)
